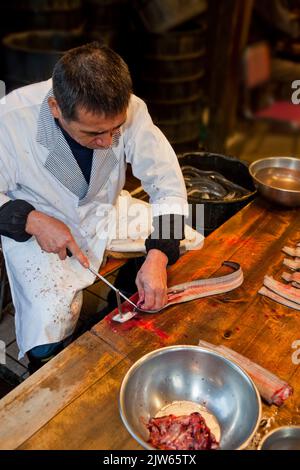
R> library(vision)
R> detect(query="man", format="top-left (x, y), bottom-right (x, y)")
top-left (0, 43), bottom-right (188, 371)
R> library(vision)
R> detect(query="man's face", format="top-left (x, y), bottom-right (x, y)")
top-left (48, 97), bottom-right (127, 149)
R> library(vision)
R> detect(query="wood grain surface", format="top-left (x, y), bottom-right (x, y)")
top-left (1, 198), bottom-right (300, 449)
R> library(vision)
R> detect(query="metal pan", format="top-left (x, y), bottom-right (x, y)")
top-left (249, 156), bottom-right (300, 207)
top-left (258, 426), bottom-right (300, 450)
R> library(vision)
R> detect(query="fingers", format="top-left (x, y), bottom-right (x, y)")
top-left (138, 291), bottom-right (145, 305)
top-left (136, 264), bottom-right (168, 311)
top-left (142, 287), bottom-right (168, 311)
top-left (135, 277), bottom-right (145, 305)
top-left (58, 248), bottom-right (67, 260)
top-left (142, 290), bottom-right (155, 310)
top-left (33, 216), bottom-right (90, 268)
top-left (67, 239), bottom-right (89, 268)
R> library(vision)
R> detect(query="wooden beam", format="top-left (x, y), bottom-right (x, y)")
top-left (207, 0), bottom-right (254, 153)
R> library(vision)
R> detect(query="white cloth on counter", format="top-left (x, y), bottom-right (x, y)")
top-left (107, 190), bottom-right (204, 253)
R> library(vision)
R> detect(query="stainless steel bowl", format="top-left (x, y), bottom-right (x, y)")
top-left (249, 157), bottom-right (300, 207)
top-left (259, 426), bottom-right (300, 450)
top-left (119, 346), bottom-right (262, 450)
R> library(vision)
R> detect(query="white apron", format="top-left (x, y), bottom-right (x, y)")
top-left (0, 79), bottom-right (189, 358)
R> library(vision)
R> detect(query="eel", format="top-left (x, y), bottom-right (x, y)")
top-left (163, 261), bottom-right (243, 307)
top-left (281, 271), bottom-right (300, 284)
top-left (181, 166), bottom-right (249, 194)
top-left (262, 275), bottom-right (300, 306)
top-left (199, 340), bottom-right (293, 406)
top-left (113, 261), bottom-right (243, 322)
top-left (283, 258), bottom-right (300, 271)
top-left (260, 243), bottom-right (300, 308)
top-left (181, 166), bottom-right (249, 201)
top-left (185, 177), bottom-right (227, 198)
top-left (259, 286), bottom-right (300, 311)
top-left (281, 272), bottom-right (300, 289)
top-left (282, 246), bottom-right (300, 258)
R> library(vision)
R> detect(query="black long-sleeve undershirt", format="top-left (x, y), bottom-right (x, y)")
top-left (145, 214), bottom-right (185, 265)
top-left (0, 199), bottom-right (35, 242)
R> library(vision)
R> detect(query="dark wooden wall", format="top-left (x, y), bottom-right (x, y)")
top-left (207, 0), bottom-right (254, 153)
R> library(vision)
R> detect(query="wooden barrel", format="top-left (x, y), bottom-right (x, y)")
top-left (138, 75), bottom-right (204, 149)
top-left (2, 30), bottom-right (113, 92)
top-left (147, 93), bottom-right (204, 121)
top-left (132, 0), bottom-right (207, 33)
top-left (138, 71), bottom-right (205, 101)
top-left (0, 0), bottom-right (83, 33)
top-left (131, 19), bottom-right (207, 147)
top-left (138, 48), bottom-right (206, 80)
top-left (84, 0), bottom-right (126, 28)
top-left (136, 20), bottom-right (207, 56)
top-left (83, 0), bottom-right (128, 55)
top-left (157, 119), bottom-right (201, 145)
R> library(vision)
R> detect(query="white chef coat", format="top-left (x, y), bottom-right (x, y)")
top-left (0, 79), bottom-right (188, 358)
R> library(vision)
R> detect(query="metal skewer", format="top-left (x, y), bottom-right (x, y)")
top-left (88, 266), bottom-right (138, 312)
top-left (64, 249), bottom-right (141, 321)
top-left (115, 290), bottom-right (123, 317)
top-left (88, 266), bottom-right (164, 316)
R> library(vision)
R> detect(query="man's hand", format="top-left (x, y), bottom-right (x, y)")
top-left (136, 249), bottom-right (168, 310)
top-left (25, 210), bottom-right (89, 268)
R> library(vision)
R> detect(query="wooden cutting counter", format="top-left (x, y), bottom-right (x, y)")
top-left (1, 198), bottom-right (300, 450)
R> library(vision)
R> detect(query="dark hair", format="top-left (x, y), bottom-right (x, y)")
top-left (52, 42), bottom-right (132, 121)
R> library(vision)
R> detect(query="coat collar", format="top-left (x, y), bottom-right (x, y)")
top-left (36, 88), bottom-right (119, 204)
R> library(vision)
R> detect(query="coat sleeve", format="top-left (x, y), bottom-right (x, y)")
top-left (123, 96), bottom-right (188, 218)
top-left (0, 121), bottom-right (18, 207)
top-left (0, 121), bottom-right (35, 241)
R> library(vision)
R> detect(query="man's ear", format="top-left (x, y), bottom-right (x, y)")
top-left (48, 97), bottom-right (61, 119)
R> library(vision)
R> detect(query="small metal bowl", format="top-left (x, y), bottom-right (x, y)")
top-left (119, 346), bottom-right (261, 450)
top-left (249, 157), bottom-right (300, 207)
top-left (259, 426), bottom-right (300, 450)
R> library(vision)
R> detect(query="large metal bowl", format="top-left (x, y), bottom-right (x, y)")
top-left (258, 426), bottom-right (300, 450)
top-left (249, 157), bottom-right (300, 207)
top-left (119, 346), bottom-right (262, 450)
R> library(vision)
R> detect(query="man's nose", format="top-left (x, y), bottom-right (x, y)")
top-left (95, 132), bottom-right (113, 148)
